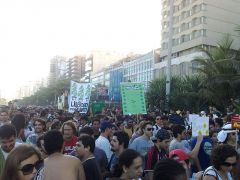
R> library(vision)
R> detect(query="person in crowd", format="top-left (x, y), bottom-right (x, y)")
top-left (191, 131), bottom-right (213, 173)
top-left (0, 107), bottom-right (10, 126)
top-left (209, 119), bottom-right (216, 133)
top-left (169, 124), bottom-right (203, 171)
top-left (1, 144), bottom-right (43, 180)
top-left (129, 121), bottom-right (154, 157)
top-left (153, 158), bottom-right (187, 180)
top-left (61, 120), bottom-right (78, 155)
top-left (91, 118), bottom-right (101, 140)
top-left (50, 120), bottom-right (61, 131)
top-left (152, 115), bottom-right (168, 137)
top-left (26, 118), bottom-right (46, 146)
top-left (145, 128), bottom-right (171, 170)
top-left (75, 135), bottom-right (102, 180)
top-left (43, 130), bottom-right (86, 180)
top-left (214, 118), bottom-right (224, 132)
top-left (108, 131), bottom-right (129, 175)
top-left (129, 121), bottom-right (144, 145)
top-left (113, 149), bottom-right (143, 180)
top-left (36, 134), bottom-right (48, 159)
top-left (11, 113), bottom-right (26, 143)
top-left (217, 123), bottom-right (238, 148)
top-left (202, 144), bottom-right (238, 180)
top-left (73, 111), bottom-right (81, 122)
top-left (79, 127), bottom-right (108, 177)
top-left (169, 149), bottom-right (192, 179)
top-left (95, 121), bottom-right (113, 162)
top-left (123, 119), bottom-right (134, 138)
top-left (0, 124), bottom-right (19, 175)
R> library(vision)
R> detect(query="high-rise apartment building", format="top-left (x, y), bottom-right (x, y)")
top-left (49, 56), bottom-right (67, 85)
top-left (156, 0), bottom-right (240, 77)
top-left (66, 56), bottom-right (85, 81)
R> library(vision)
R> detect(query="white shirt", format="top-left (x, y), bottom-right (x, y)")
top-left (95, 135), bottom-right (112, 162)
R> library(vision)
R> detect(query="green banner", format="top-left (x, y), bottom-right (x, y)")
top-left (91, 102), bottom-right (105, 116)
top-left (120, 82), bottom-right (147, 115)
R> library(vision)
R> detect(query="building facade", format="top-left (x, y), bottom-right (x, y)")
top-left (157, 0), bottom-right (240, 77)
top-left (66, 56), bottom-right (85, 81)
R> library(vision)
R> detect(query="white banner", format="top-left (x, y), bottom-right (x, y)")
top-left (192, 116), bottom-right (209, 137)
top-left (68, 81), bottom-right (92, 113)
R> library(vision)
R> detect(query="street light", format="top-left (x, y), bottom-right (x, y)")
top-left (165, 0), bottom-right (174, 111)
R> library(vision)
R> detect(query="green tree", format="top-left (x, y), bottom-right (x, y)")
top-left (194, 35), bottom-right (240, 110)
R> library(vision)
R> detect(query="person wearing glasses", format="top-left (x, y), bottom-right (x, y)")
top-left (129, 121), bottom-right (154, 159)
top-left (202, 144), bottom-right (238, 180)
top-left (0, 144), bottom-right (43, 180)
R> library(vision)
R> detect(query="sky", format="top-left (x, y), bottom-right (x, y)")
top-left (0, 0), bottom-right (162, 100)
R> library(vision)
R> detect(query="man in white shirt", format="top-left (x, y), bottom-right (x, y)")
top-left (95, 121), bottom-right (113, 162)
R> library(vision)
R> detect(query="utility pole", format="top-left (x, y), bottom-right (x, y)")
top-left (165, 0), bottom-right (174, 112)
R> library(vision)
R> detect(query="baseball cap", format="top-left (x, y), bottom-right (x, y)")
top-left (155, 129), bottom-right (170, 140)
top-left (217, 123), bottom-right (238, 143)
top-left (169, 149), bottom-right (189, 161)
top-left (100, 121), bottom-right (113, 131)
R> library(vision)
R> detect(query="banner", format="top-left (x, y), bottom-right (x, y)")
top-left (91, 102), bottom-right (105, 116)
top-left (120, 82), bottom-right (147, 115)
top-left (192, 116), bottom-right (209, 137)
top-left (57, 95), bottom-right (65, 110)
top-left (68, 81), bottom-right (92, 113)
top-left (232, 115), bottom-right (240, 129)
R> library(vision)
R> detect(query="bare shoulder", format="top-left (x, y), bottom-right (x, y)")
top-left (63, 155), bottom-right (81, 164)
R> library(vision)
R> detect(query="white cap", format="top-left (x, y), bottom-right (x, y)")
top-left (217, 123), bottom-right (238, 143)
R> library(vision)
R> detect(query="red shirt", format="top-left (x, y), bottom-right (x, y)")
top-left (63, 135), bottom-right (78, 155)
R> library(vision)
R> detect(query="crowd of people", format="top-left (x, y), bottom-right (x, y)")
top-left (0, 104), bottom-right (239, 180)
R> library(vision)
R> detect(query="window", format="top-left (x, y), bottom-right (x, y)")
top-left (201, 3), bottom-right (206, 11)
top-left (180, 34), bottom-right (190, 43)
top-left (173, 27), bottom-right (180, 34)
top-left (173, 16), bottom-right (179, 24)
top-left (201, 16), bottom-right (207, 24)
top-left (201, 29), bottom-right (207, 37)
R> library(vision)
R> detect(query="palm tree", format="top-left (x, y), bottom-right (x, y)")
top-left (194, 34), bottom-right (240, 110)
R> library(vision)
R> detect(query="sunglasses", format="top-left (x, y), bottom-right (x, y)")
top-left (146, 128), bottom-right (154, 131)
top-left (19, 160), bottom-right (43, 175)
top-left (222, 162), bottom-right (237, 167)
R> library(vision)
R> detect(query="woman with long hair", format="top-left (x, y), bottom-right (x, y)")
top-left (1, 144), bottom-right (43, 180)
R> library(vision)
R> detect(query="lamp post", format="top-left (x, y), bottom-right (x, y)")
top-left (165, 0), bottom-right (174, 111)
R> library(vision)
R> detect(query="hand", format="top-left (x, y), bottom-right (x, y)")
top-left (197, 134), bottom-right (203, 144)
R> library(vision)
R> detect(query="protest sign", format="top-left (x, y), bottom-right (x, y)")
top-left (68, 81), bottom-right (92, 113)
top-left (91, 102), bottom-right (105, 116)
top-left (192, 116), bottom-right (209, 136)
top-left (120, 82), bottom-right (147, 115)
top-left (189, 114), bottom-right (200, 124)
top-left (232, 114), bottom-right (240, 129)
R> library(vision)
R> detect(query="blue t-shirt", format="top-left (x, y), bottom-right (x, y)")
top-left (191, 136), bottom-right (213, 173)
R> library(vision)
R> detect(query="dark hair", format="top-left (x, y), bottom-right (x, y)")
top-left (119, 149), bottom-right (141, 173)
top-left (0, 124), bottom-right (16, 139)
top-left (36, 134), bottom-right (44, 150)
top-left (78, 135), bottom-right (95, 153)
top-left (211, 144), bottom-right (238, 170)
top-left (161, 115), bottom-right (168, 121)
top-left (215, 118), bottom-right (223, 128)
top-left (34, 118), bottom-right (47, 131)
top-left (51, 121), bottom-right (61, 130)
top-left (141, 121), bottom-right (152, 130)
top-left (92, 118), bottom-right (100, 124)
top-left (172, 124), bottom-right (185, 138)
top-left (153, 158), bottom-right (186, 180)
top-left (209, 119), bottom-right (215, 127)
top-left (1, 144), bottom-right (42, 180)
top-left (79, 127), bottom-right (94, 136)
top-left (113, 131), bottom-right (129, 149)
top-left (44, 130), bottom-right (64, 155)
top-left (11, 113), bottom-right (26, 135)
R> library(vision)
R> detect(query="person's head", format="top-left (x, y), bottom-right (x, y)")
top-left (92, 119), bottom-right (100, 130)
top-left (211, 144), bottom-right (238, 172)
top-left (76, 135), bottom-right (95, 159)
top-left (36, 134), bottom-right (47, 159)
top-left (172, 124), bottom-right (186, 140)
top-left (79, 126), bottom-right (94, 137)
top-left (51, 120), bottom-right (61, 131)
top-left (43, 130), bottom-right (64, 155)
top-left (119, 149), bottom-right (143, 179)
top-left (0, 124), bottom-right (17, 153)
top-left (126, 119), bottom-right (134, 128)
top-left (100, 121), bottom-right (113, 137)
top-left (155, 128), bottom-right (171, 151)
top-left (11, 113), bottom-right (26, 137)
top-left (1, 144), bottom-right (42, 180)
top-left (215, 118), bottom-right (223, 129)
top-left (142, 121), bottom-right (153, 138)
top-left (111, 131), bottom-right (129, 154)
top-left (33, 118), bottom-right (46, 134)
top-left (209, 119), bottom-right (215, 132)
top-left (217, 124), bottom-right (237, 144)
top-left (61, 120), bottom-right (77, 140)
top-left (153, 158), bottom-right (187, 180)
top-left (0, 108), bottom-right (9, 125)
top-left (169, 149), bottom-right (190, 177)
